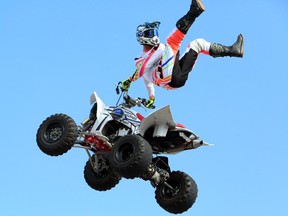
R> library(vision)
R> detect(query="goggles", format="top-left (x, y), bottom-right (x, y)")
top-left (137, 29), bottom-right (159, 38)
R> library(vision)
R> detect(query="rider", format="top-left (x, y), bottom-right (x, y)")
top-left (121, 0), bottom-right (244, 108)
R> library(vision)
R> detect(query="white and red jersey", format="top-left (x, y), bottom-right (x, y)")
top-left (130, 28), bottom-right (186, 98)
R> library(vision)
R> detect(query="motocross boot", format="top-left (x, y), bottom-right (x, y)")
top-left (176, 0), bottom-right (206, 34)
top-left (209, 34), bottom-right (244, 58)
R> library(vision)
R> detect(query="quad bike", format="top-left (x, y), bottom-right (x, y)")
top-left (36, 84), bottom-right (211, 214)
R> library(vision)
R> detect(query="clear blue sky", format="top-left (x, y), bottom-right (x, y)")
top-left (1, 0), bottom-right (287, 215)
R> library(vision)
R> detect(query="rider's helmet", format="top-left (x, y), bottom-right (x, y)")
top-left (136, 21), bottom-right (160, 47)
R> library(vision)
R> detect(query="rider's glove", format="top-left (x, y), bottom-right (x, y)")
top-left (145, 97), bottom-right (155, 109)
top-left (121, 78), bottom-right (132, 91)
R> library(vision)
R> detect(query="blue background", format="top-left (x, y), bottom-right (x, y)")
top-left (1, 0), bottom-right (287, 215)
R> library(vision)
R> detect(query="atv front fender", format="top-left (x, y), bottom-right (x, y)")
top-left (90, 92), bottom-right (106, 117)
top-left (90, 92), bottom-right (111, 133)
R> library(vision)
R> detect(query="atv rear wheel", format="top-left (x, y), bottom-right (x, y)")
top-left (109, 135), bottom-right (152, 179)
top-left (36, 114), bottom-right (78, 156)
top-left (84, 154), bottom-right (121, 191)
top-left (155, 171), bottom-right (198, 214)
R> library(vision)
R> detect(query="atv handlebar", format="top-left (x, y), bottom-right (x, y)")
top-left (115, 82), bottom-right (154, 109)
top-left (124, 94), bottom-right (148, 107)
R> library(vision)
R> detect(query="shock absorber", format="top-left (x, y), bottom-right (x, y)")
top-left (81, 117), bottom-right (95, 132)
top-left (142, 164), bottom-right (170, 187)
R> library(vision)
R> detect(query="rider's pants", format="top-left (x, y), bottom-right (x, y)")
top-left (166, 30), bottom-right (211, 88)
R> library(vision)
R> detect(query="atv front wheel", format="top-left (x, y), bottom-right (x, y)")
top-left (84, 154), bottom-right (121, 191)
top-left (36, 114), bottom-right (78, 156)
top-left (109, 135), bottom-right (152, 179)
top-left (155, 171), bottom-right (198, 214)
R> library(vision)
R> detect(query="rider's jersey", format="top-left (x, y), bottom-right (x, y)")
top-left (130, 28), bottom-right (185, 98)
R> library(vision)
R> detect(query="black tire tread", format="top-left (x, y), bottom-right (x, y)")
top-left (84, 154), bottom-right (121, 191)
top-left (109, 135), bottom-right (152, 179)
top-left (155, 171), bottom-right (198, 214)
top-left (36, 114), bottom-right (78, 156)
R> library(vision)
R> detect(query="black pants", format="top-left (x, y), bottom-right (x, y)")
top-left (168, 49), bottom-right (198, 88)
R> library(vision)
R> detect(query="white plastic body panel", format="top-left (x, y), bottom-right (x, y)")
top-left (139, 105), bottom-right (176, 137)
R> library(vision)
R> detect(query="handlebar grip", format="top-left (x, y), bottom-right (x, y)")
top-left (125, 95), bottom-right (137, 106)
top-left (116, 82), bottom-right (122, 94)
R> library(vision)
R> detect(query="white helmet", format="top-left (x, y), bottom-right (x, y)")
top-left (136, 21), bottom-right (160, 47)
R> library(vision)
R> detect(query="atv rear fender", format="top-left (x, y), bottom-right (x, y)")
top-left (139, 105), bottom-right (192, 137)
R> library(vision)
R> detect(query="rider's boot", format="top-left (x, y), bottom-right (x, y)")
top-left (176, 0), bottom-right (205, 34)
top-left (209, 34), bottom-right (244, 58)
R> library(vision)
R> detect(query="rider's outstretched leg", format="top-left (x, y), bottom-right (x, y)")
top-left (176, 0), bottom-right (205, 34)
top-left (209, 34), bottom-right (244, 58)
top-left (175, 34), bottom-right (244, 81)
top-left (168, 38), bottom-right (209, 88)
top-left (178, 38), bottom-right (210, 74)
